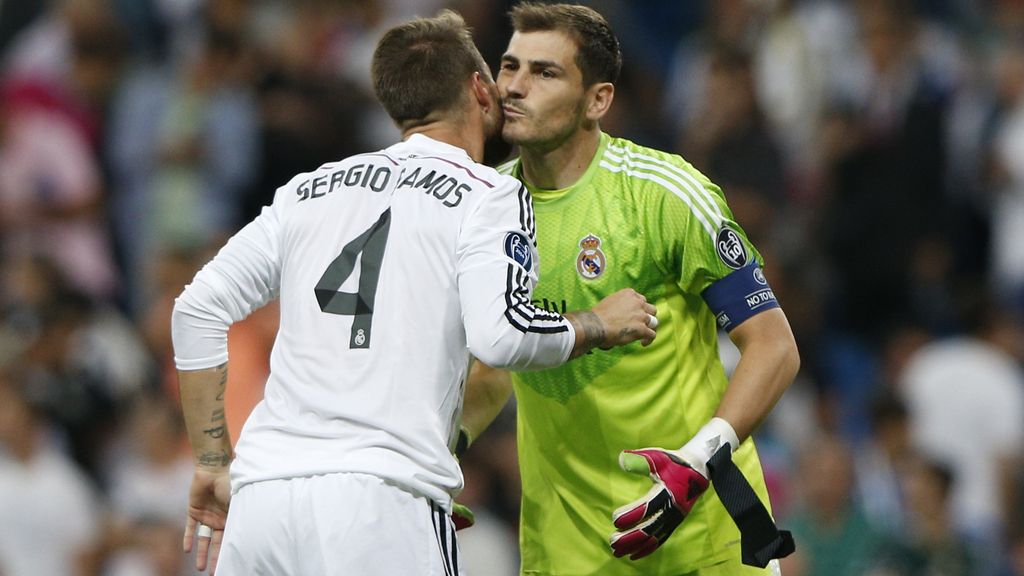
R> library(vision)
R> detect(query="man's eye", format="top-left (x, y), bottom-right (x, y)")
top-left (540, 70), bottom-right (554, 79)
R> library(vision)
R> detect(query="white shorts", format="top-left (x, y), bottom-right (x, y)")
top-left (217, 473), bottom-right (463, 576)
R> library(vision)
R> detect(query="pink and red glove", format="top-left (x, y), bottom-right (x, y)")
top-left (610, 448), bottom-right (710, 560)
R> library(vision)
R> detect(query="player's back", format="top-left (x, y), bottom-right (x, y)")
top-left (231, 135), bottom-right (512, 506)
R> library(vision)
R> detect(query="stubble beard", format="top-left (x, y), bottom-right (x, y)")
top-left (504, 107), bottom-right (585, 155)
top-left (481, 103), bottom-right (513, 165)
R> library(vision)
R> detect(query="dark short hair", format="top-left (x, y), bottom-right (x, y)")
top-left (371, 10), bottom-right (488, 127)
top-left (509, 2), bottom-right (621, 87)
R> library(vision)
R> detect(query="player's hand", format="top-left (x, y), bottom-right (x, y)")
top-left (184, 467), bottom-right (232, 574)
top-left (610, 448), bottom-right (709, 560)
top-left (451, 501), bottom-right (476, 530)
top-left (590, 288), bottom-right (658, 348)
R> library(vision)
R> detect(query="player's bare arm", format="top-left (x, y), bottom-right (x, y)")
top-left (179, 363), bottom-right (233, 574)
top-left (461, 361), bottom-right (514, 446)
top-left (611, 306), bottom-right (799, 561)
top-left (715, 307), bottom-right (800, 441)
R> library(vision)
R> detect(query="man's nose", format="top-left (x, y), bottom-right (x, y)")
top-left (502, 71), bottom-right (527, 98)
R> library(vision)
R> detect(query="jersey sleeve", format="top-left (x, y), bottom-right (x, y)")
top-left (457, 177), bottom-right (575, 370)
top-left (171, 196), bottom-right (284, 370)
top-left (649, 163), bottom-right (778, 331)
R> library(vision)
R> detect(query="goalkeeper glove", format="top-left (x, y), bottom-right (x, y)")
top-left (451, 502), bottom-right (476, 531)
top-left (610, 418), bottom-right (738, 560)
top-left (450, 425), bottom-right (475, 531)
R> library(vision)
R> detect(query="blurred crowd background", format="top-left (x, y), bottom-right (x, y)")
top-left (1, 0), bottom-right (1023, 574)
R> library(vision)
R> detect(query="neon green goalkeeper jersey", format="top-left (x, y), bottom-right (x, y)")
top-left (500, 133), bottom-right (774, 575)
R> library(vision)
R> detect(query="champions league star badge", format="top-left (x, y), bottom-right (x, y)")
top-left (576, 234), bottom-right (606, 280)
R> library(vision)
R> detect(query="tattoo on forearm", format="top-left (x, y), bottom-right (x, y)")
top-left (204, 424), bottom-right (226, 439)
top-left (215, 363), bottom-right (227, 401)
top-left (568, 311), bottom-right (606, 356)
top-left (204, 404), bottom-right (227, 439)
top-left (198, 450), bottom-right (231, 467)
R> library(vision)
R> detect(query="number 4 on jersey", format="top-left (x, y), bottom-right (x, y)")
top-left (314, 209), bottom-right (391, 348)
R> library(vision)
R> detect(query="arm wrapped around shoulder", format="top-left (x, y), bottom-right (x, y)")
top-left (457, 182), bottom-right (576, 371)
top-left (461, 271), bottom-right (576, 370)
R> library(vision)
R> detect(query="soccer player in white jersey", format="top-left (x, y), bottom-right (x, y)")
top-left (171, 11), bottom-right (658, 576)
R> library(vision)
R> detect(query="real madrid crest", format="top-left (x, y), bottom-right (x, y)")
top-left (576, 234), bottom-right (606, 280)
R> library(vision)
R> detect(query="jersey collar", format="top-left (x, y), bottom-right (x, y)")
top-left (392, 133), bottom-right (473, 161)
top-left (519, 132), bottom-right (610, 203)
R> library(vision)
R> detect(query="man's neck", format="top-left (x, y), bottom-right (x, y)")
top-left (405, 121), bottom-right (484, 163)
top-left (520, 127), bottom-right (601, 190)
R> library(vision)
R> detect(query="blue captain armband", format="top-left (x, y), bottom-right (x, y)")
top-left (701, 264), bottom-right (779, 332)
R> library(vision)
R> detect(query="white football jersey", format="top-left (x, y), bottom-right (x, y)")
top-left (172, 135), bottom-right (575, 509)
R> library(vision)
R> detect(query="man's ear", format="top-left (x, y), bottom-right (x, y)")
top-left (471, 72), bottom-right (493, 111)
top-left (585, 82), bottom-right (614, 122)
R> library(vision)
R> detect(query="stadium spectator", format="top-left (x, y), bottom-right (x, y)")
top-left (781, 434), bottom-right (881, 576)
top-left (899, 299), bottom-right (1024, 574)
top-left (869, 455), bottom-right (977, 576)
top-left (107, 23), bottom-right (258, 316)
top-left (0, 363), bottom-right (102, 575)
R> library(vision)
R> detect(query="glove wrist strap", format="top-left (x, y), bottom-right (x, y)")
top-left (678, 417), bottom-right (740, 477)
top-left (707, 444), bottom-right (795, 567)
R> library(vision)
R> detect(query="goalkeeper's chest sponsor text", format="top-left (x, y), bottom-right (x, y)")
top-left (532, 297), bottom-right (568, 314)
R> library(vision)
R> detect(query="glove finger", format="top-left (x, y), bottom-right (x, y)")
top-left (612, 484), bottom-right (664, 529)
top-left (619, 450), bottom-right (655, 476)
top-left (451, 502), bottom-right (475, 531)
top-left (611, 508), bottom-right (667, 556)
top-left (629, 536), bottom-right (663, 560)
top-left (610, 528), bottom-right (655, 558)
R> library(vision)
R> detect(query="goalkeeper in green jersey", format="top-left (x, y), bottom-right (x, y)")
top-left (461, 3), bottom-right (800, 575)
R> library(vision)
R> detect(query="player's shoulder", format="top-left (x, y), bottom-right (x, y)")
top-left (387, 134), bottom-right (514, 195)
top-left (267, 161), bottom-right (336, 207)
top-left (487, 158), bottom-right (526, 199)
top-left (600, 135), bottom-right (704, 181)
top-left (436, 156), bottom-right (522, 199)
top-left (271, 151), bottom-right (401, 204)
top-left (598, 135), bottom-right (722, 205)
top-left (465, 159), bottom-right (519, 192)
top-left (473, 165), bottom-right (527, 211)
